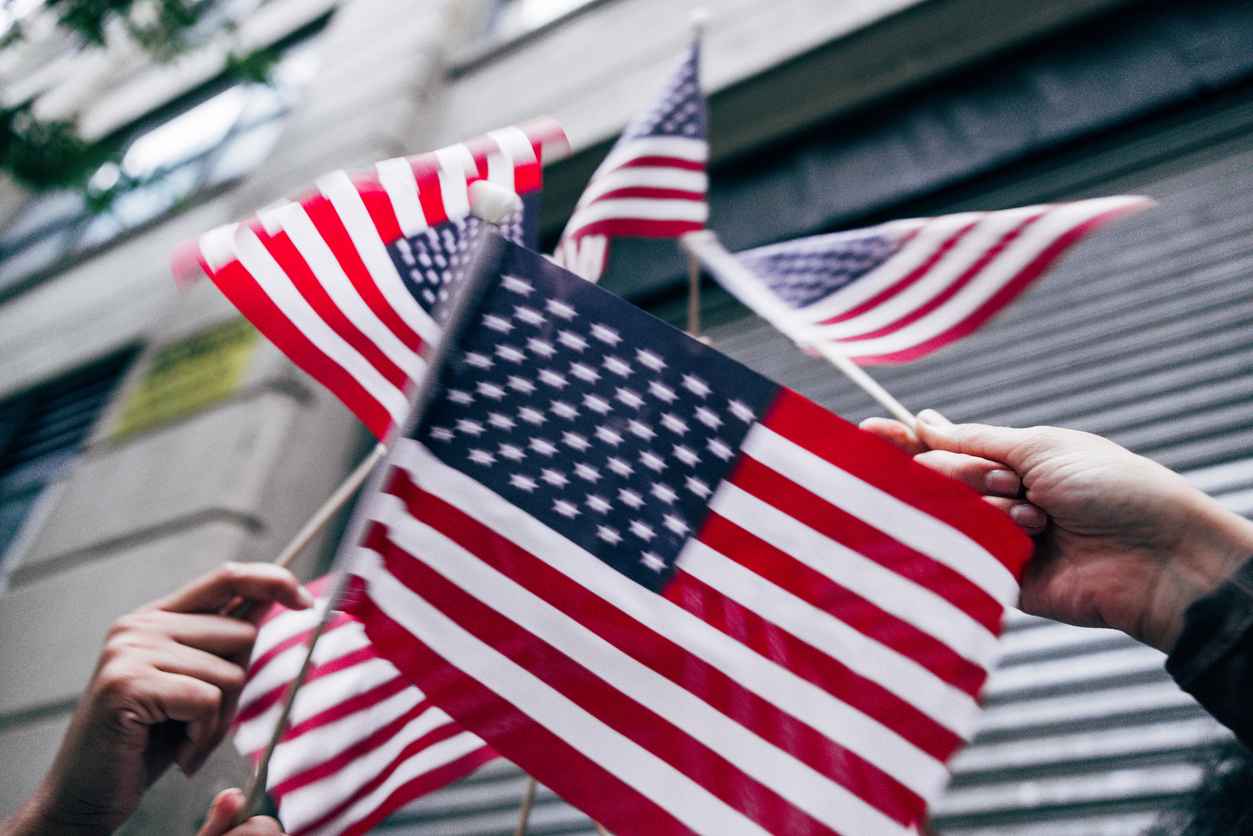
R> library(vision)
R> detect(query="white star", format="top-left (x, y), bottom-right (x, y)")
top-left (478, 382), bottom-right (506, 400)
top-left (650, 381), bottom-right (678, 403)
top-left (626, 419), bottom-right (656, 441)
top-left (456, 419), bottom-right (484, 436)
top-left (591, 324), bottom-right (622, 345)
top-left (728, 400), bottom-right (755, 422)
top-left (682, 374), bottom-right (711, 398)
top-left (503, 275), bottom-right (533, 295)
top-left (673, 445), bottom-right (699, 466)
top-left (695, 406), bottom-right (722, 429)
top-left (574, 463), bottom-right (601, 482)
top-left (686, 476), bottom-right (711, 498)
top-left (510, 474), bottom-right (538, 492)
top-left (570, 363), bottom-right (600, 383)
top-left (530, 438), bottom-right (558, 457)
top-left (514, 306), bottom-right (546, 326)
top-left (629, 520), bottom-right (656, 541)
top-left (584, 394), bottom-right (611, 415)
top-left (553, 499), bottom-right (580, 518)
top-left (518, 407), bottom-right (546, 425)
top-left (607, 457), bottom-right (633, 478)
top-left (538, 369), bottom-right (568, 389)
top-left (619, 488), bottom-right (644, 509)
top-left (429, 426), bottom-right (454, 442)
top-left (541, 468), bottom-right (569, 488)
top-left (563, 432), bottom-right (590, 452)
top-left (488, 412), bottom-right (515, 430)
top-left (465, 352), bottom-right (493, 369)
top-left (547, 299), bottom-right (577, 319)
top-left (597, 526), bottom-right (622, 545)
top-left (448, 389), bottom-right (474, 405)
top-left (496, 344), bottom-right (526, 364)
top-left (558, 331), bottom-right (588, 352)
top-left (616, 388), bottom-right (644, 409)
top-left (468, 449), bottom-right (495, 466)
top-left (708, 438), bottom-right (733, 460)
top-left (508, 376), bottom-right (536, 395)
top-left (663, 514), bottom-right (689, 536)
top-left (587, 495), bottom-right (611, 514)
top-left (661, 413), bottom-right (689, 435)
top-left (596, 427), bottom-right (624, 446)
top-left (604, 356), bottom-right (632, 377)
top-left (652, 483), bottom-right (679, 504)
top-left (528, 338), bottom-right (557, 359)
top-left (640, 450), bottom-right (666, 472)
top-left (636, 349), bottom-right (666, 371)
top-left (483, 314), bottom-right (513, 333)
top-left (551, 401), bottom-right (579, 420)
top-left (640, 552), bottom-right (666, 572)
top-left (499, 443), bottom-right (525, 461)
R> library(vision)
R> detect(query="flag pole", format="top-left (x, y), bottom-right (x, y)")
top-left (685, 7), bottom-right (708, 340)
top-left (679, 229), bottom-right (915, 426)
top-left (233, 186), bottom-right (521, 825)
top-left (513, 777), bottom-right (538, 836)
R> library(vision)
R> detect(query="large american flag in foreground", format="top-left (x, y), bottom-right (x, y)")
top-left (345, 237), bottom-right (1033, 834)
top-left (720, 196), bottom-right (1152, 364)
top-left (234, 576), bottom-right (495, 836)
top-left (188, 119), bottom-right (570, 438)
top-left (554, 38), bottom-right (708, 282)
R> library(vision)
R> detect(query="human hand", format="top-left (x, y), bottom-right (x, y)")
top-left (3, 563), bottom-right (311, 835)
top-left (861, 411), bottom-right (1253, 652)
top-left (196, 788), bottom-right (285, 836)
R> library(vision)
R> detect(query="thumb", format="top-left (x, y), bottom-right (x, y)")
top-left (197, 788), bottom-right (246, 836)
top-left (915, 409), bottom-right (1039, 472)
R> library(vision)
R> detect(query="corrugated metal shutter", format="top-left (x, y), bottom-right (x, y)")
top-left (377, 84), bottom-right (1253, 836)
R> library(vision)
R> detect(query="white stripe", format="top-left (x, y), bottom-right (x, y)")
top-left (276, 202), bottom-right (426, 380)
top-left (485, 127), bottom-right (536, 191)
top-left (250, 604), bottom-right (323, 662)
top-left (233, 225), bottom-right (410, 426)
top-left (282, 660), bottom-right (402, 739)
top-left (434, 145), bottom-right (477, 220)
top-left (742, 424), bottom-right (1019, 604)
top-left (317, 170), bottom-right (441, 346)
top-left (565, 197), bottom-right (708, 236)
top-left (307, 732), bottom-right (487, 836)
top-left (711, 478), bottom-right (999, 666)
top-left (553, 234), bottom-right (609, 283)
top-left (373, 496), bottom-right (907, 835)
top-left (376, 157), bottom-right (429, 237)
top-left (385, 442), bottom-right (947, 801)
top-left (199, 223), bottom-right (240, 270)
top-left (356, 550), bottom-right (771, 836)
top-left (597, 136), bottom-right (708, 175)
top-left (682, 521), bottom-right (979, 738)
top-left (575, 166), bottom-right (708, 209)
top-left (828, 198), bottom-right (1141, 356)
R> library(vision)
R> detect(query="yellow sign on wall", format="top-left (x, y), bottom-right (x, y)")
top-left (110, 318), bottom-right (260, 440)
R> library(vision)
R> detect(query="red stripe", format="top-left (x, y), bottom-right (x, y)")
top-left (304, 195), bottom-right (425, 352)
top-left (571, 217), bottom-right (705, 239)
top-left (699, 510), bottom-right (988, 697)
top-left (615, 155), bottom-right (706, 172)
top-left (407, 156), bottom-right (452, 227)
top-left (335, 747), bottom-right (496, 836)
top-left (252, 225), bottom-right (409, 389)
top-left (762, 391), bottom-right (1033, 579)
top-left (848, 204), bottom-right (1144, 364)
top-left (366, 528), bottom-right (838, 836)
top-left (237, 643), bottom-right (378, 727)
top-left (728, 455), bottom-right (1004, 636)
top-left (351, 593), bottom-right (689, 836)
top-left (818, 221), bottom-right (977, 325)
top-left (204, 259), bottom-right (391, 438)
top-left (837, 212), bottom-right (1046, 342)
top-left (244, 614), bottom-right (352, 688)
top-left (282, 675), bottom-right (411, 743)
top-left (588, 186), bottom-right (707, 202)
top-left (382, 473), bottom-right (923, 825)
top-left (352, 177), bottom-right (402, 245)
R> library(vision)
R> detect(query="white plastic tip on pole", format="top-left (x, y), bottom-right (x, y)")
top-left (468, 180), bottom-right (523, 226)
top-left (689, 8), bottom-right (710, 36)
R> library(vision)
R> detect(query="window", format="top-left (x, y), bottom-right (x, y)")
top-left (461, 0), bottom-right (607, 61)
top-left (0, 349), bottom-right (137, 582)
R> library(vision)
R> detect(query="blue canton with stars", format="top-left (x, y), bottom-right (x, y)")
top-left (619, 41), bottom-right (706, 142)
top-left (737, 227), bottom-right (902, 310)
top-left (417, 239), bottom-right (777, 592)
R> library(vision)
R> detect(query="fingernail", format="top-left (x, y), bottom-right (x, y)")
top-left (918, 409), bottom-right (949, 426)
top-left (1010, 503), bottom-right (1046, 529)
top-left (298, 586), bottom-right (316, 608)
top-left (985, 469), bottom-right (1020, 495)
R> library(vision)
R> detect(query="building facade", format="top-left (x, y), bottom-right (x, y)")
top-left (2, 0), bottom-right (1253, 832)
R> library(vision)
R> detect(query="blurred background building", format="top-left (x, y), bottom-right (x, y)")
top-left (1, 0), bottom-right (1252, 833)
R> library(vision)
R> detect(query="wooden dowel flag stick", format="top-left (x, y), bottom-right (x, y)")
top-left (513, 777), bottom-right (538, 836)
top-left (679, 229), bottom-right (916, 425)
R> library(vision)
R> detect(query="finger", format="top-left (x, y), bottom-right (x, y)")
top-left (859, 417), bottom-right (927, 456)
top-left (982, 496), bottom-right (1049, 533)
top-left (197, 788), bottom-right (246, 836)
top-left (155, 563), bottom-right (313, 615)
top-left (230, 817), bottom-right (285, 835)
top-left (130, 611), bottom-right (259, 656)
top-left (153, 643), bottom-right (247, 694)
top-left (914, 450), bottom-right (1022, 497)
top-left (915, 409), bottom-right (1038, 471)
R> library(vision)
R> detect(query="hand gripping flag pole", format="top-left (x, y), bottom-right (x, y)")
top-left (232, 183), bottom-right (523, 825)
top-left (680, 229), bottom-right (917, 425)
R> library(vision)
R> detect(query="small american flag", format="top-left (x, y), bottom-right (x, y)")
top-left (719, 196), bottom-right (1152, 364)
top-left (234, 576), bottom-right (495, 836)
top-left (346, 236), bottom-right (1032, 834)
top-left (186, 119), bottom-right (570, 438)
top-left (554, 38), bottom-right (708, 282)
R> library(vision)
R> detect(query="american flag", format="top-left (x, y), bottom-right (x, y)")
top-left (345, 236), bottom-right (1033, 834)
top-left (187, 119), bottom-right (570, 438)
top-left (716, 196), bottom-right (1152, 364)
top-left (554, 38), bottom-right (708, 282)
top-left (234, 575), bottom-right (495, 836)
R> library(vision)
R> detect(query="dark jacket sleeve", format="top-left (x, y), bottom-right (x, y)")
top-left (1166, 557), bottom-right (1253, 749)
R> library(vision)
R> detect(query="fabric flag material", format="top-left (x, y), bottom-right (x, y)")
top-left (186, 119), bottom-right (570, 438)
top-left (721, 196), bottom-right (1152, 364)
top-left (234, 575), bottom-right (495, 836)
top-left (345, 236), bottom-right (1034, 834)
top-left (553, 38), bottom-right (708, 282)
